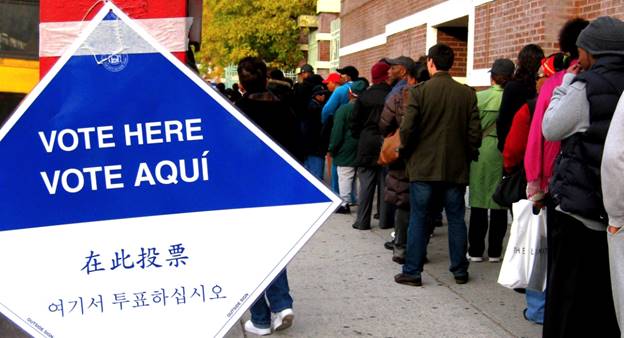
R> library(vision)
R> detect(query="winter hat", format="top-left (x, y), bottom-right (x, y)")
top-left (311, 84), bottom-right (329, 97)
top-left (576, 16), bottom-right (624, 56)
top-left (371, 61), bottom-right (390, 84)
top-left (540, 53), bottom-right (569, 77)
top-left (349, 80), bottom-right (367, 97)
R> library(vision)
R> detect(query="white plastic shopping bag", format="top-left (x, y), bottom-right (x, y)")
top-left (497, 199), bottom-right (548, 291)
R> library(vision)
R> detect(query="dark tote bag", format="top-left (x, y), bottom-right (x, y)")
top-left (492, 165), bottom-right (527, 208)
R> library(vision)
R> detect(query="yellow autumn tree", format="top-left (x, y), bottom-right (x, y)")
top-left (198, 0), bottom-right (315, 77)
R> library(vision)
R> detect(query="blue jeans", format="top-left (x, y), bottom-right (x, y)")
top-left (331, 163), bottom-right (339, 194)
top-left (525, 289), bottom-right (545, 324)
top-left (304, 156), bottom-right (324, 181)
top-left (250, 270), bottom-right (293, 328)
top-left (403, 182), bottom-right (469, 278)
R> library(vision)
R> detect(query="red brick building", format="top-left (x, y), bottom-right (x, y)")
top-left (339, 0), bottom-right (624, 87)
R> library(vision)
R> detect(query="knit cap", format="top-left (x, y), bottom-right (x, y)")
top-left (371, 61), bottom-right (390, 84)
top-left (576, 16), bottom-right (624, 56)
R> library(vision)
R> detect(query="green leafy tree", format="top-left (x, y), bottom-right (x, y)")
top-left (197, 0), bottom-right (315, 77)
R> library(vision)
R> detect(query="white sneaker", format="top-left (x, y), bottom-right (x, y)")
top-left (466, 253), bottom-right (483, 262)
top-left (244, 320), bottom-right (271, 336)
top-left (488, 257), bottom-right (501, 263)
top-left (272, 308), bottom-right (294, 331)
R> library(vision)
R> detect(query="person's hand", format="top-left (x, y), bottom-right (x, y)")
top-left (567, 63), bottom-right (582, 75)
top-left (532, 199), bottom-right (546, 210)
top-left (608, 225), bottom-right (621, 235)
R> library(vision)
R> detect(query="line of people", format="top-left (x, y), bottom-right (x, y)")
top-left (227, 16), bottom-right (624, 336)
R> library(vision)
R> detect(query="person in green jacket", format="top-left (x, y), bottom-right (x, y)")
top-left (328, 80), bottom-right (367, 214)
top-left (467, 59), bottom-right (515, 263)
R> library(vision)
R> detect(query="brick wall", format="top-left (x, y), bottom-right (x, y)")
top-left (437, 27), bottom-right (467, 77)
top-left (340, 0), bottom-right (387, 46)
top-left (575, 0), bottom-right (624, 19)
top-left (341, 0), bottom-right (446, 47)
top-left (318, 13), bottom-right (339, 33)
top-left (386, 0), bottom-right (446, 22)
top-left (340, 0), bottom-right (624, 81)
top-left (340, 45), bottom-right (386, 82)
top-left (385, 25), bottom-right (427, 60)
top-left (473, 0), bottom-right (624, 70)
top-left (340, 0), bottom-right (372, 14)
top-left (339, 26), bottom-right (426, 82)
top-left (473, 0), bottom-right (550, 69)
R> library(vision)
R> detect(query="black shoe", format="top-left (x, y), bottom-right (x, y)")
top-left (379, 223), bottom-right (394, 230)
top-left (394, 273), bottom-right (422, 286)
top-left (335, 205), bottom-right (350, 214)
top-left (352, 223), bottom-right (371, 230)
top-left (454, 273), bottom-right (469, 284)
top-left (392, 256), bottom-right (405, 264)
top-left (384, 241), bottom-right (394, 250)
top-left (373, 213), bottom-right (379, 219)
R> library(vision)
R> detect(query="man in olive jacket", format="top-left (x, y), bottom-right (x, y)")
top-left (395, 44), bottom-right (481, 287)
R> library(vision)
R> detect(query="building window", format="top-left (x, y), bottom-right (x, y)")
top-left (0, 0), bottom-right (39, 60)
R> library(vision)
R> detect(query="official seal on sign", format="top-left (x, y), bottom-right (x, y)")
top-left (102, 53), bottom-right (129, 72)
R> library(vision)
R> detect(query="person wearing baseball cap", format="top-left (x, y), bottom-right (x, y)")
top-left (337, 65), bottom-right (359, 83)
top-left (322, 72), bottom-right (342, 92)
top-left (383, 56), bottom-right (416, 101)
top-left (379, 60), bottom-right (431, 263)
top-left (489, 58), bottom-right (515, 78)
top-left (372, 56), bottom-right (415, 231)
top-left (298, 64), bottom-right (314, 76)
top-left (321, 70), bottom-right (356, 125)
top-left (541, 16), bottom-right (624, 336)
top-left (322, 66), bottom-right (361, 125)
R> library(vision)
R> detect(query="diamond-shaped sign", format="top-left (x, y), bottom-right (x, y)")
top-left (0, 3), bottom-right (340, 337)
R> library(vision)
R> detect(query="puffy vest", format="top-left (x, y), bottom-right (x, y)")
top-left (550, 55), bottom-right (624, 224)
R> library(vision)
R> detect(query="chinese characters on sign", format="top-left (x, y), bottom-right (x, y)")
top-left (81, 243), bottom-right (190, 274)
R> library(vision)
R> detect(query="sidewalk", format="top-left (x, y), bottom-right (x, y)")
top-left (225, 209), bottom-right (543, 338)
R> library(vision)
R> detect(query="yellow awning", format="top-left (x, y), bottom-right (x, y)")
top-left (0, 58), bottom-right (39, 94)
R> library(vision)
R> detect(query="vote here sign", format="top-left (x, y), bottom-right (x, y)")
top-left (0, 3), bottom-right (340, 337)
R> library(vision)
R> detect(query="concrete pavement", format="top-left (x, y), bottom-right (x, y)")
top-left (225, 208), bottom-right (542, 338)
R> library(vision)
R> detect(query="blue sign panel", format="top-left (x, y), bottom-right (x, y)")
top-left (0, 17), bottom-right (331, 232)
